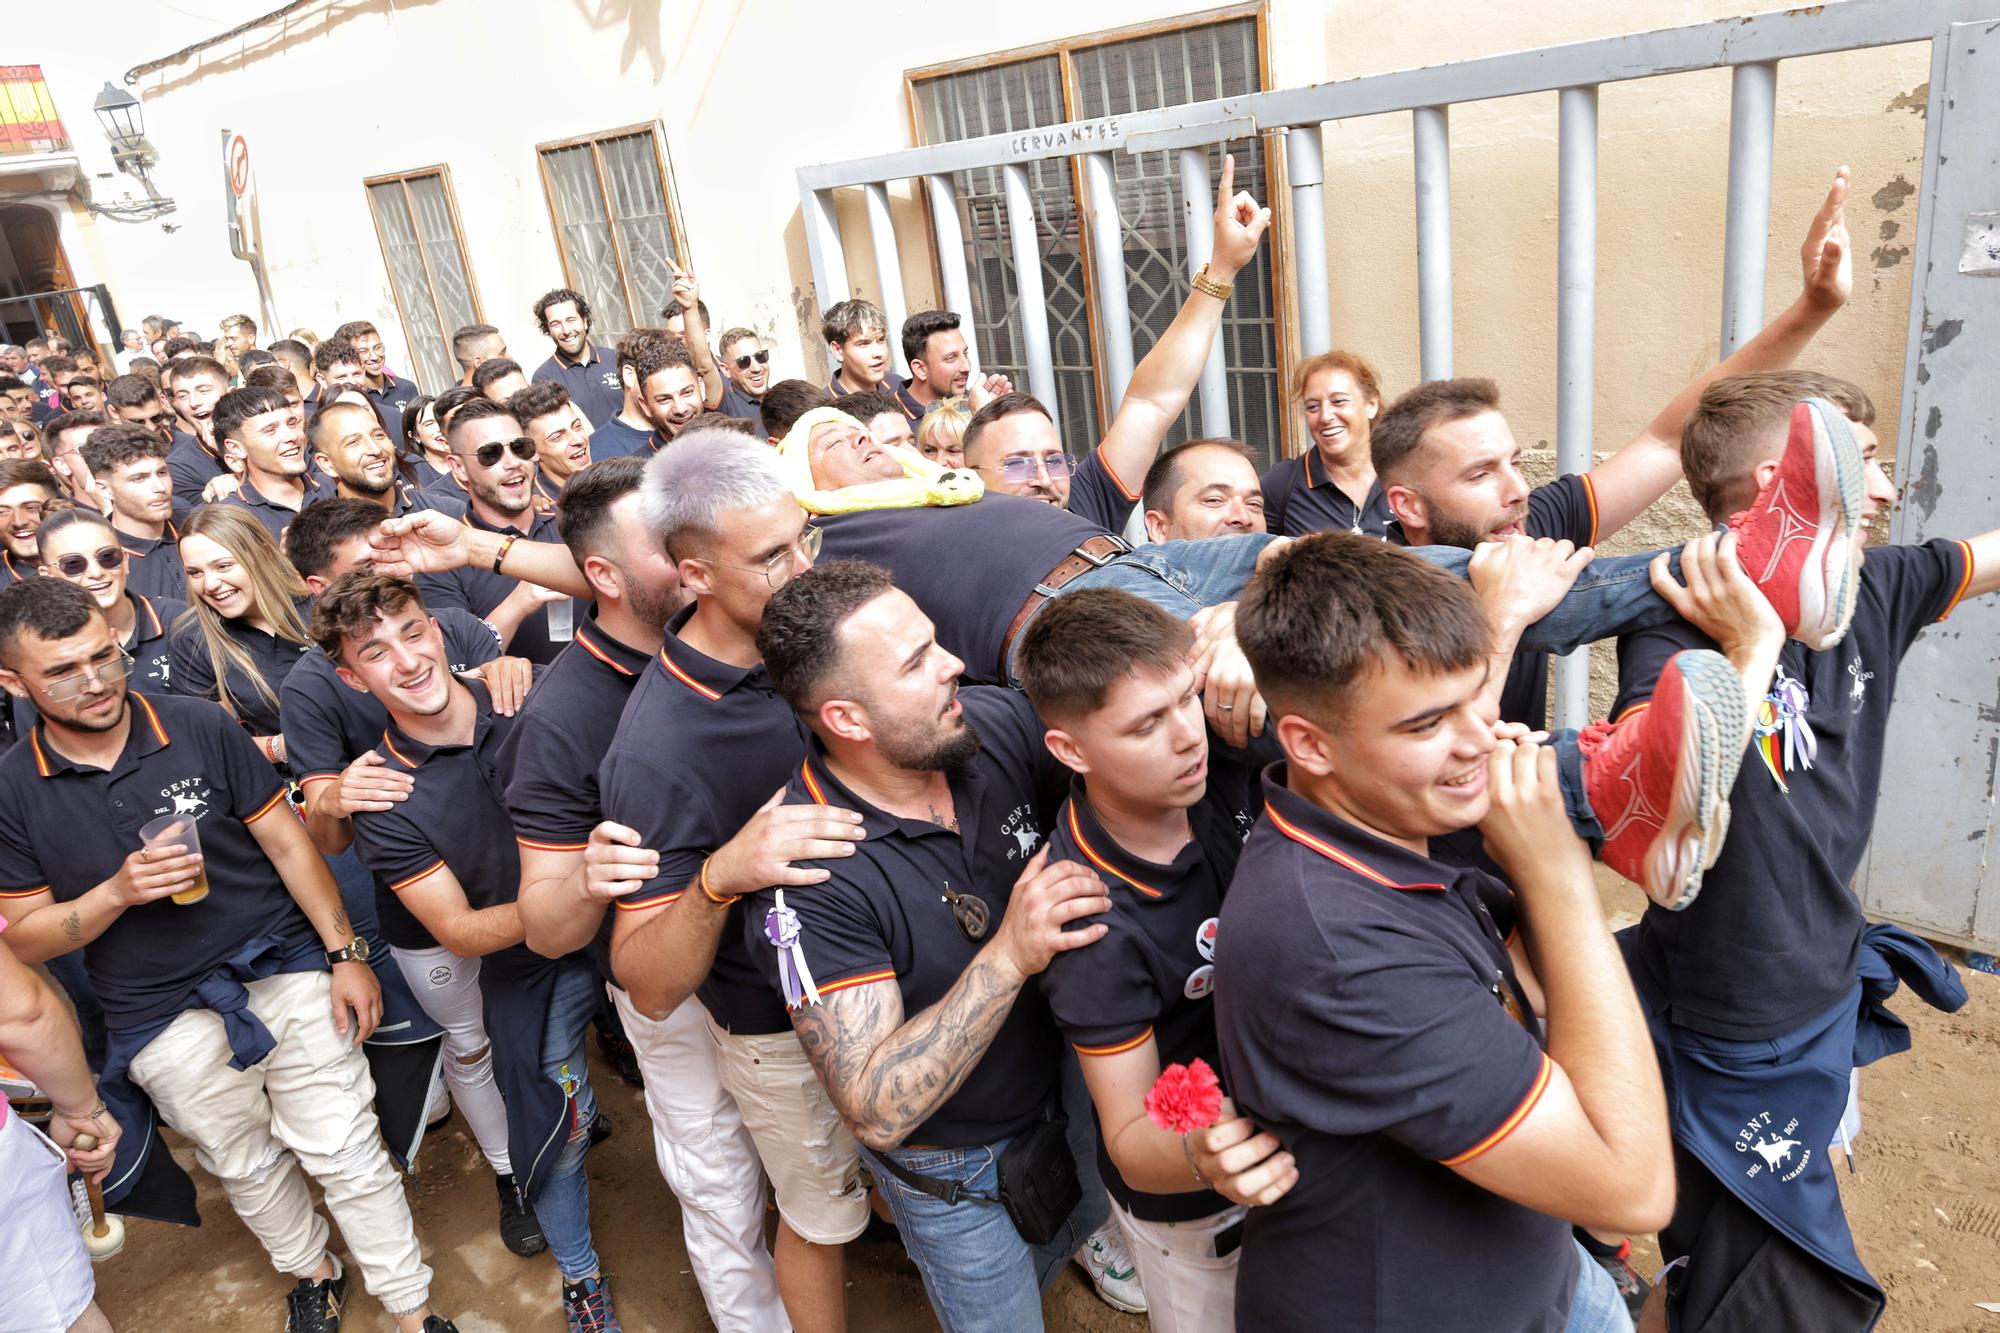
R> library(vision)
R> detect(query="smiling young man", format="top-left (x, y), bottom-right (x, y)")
top-left (105, 372), bottom-right (180, 446)
top-left (508, 381), bottom-right (597, 486)
top-left (897, 311), bottom-right (1010, 423)
top-left (1212, 534), bottom-right (1781, 1332)
top-left (591, 332), bottom-right (701, 459)
top-left (1016, 588), bottom-right (1290, 1331)
top-left (1140, 440), bottom-right (1269, 544)
top-left (1611, 381), bottom-right (2000, 1333)
top-left (821, 299), bottom-right (903, 399)
top-left (0, 459), bottom-right (58, 590)
top-left (309, 400), bottom-right (421, 514)
top-left (415, 399), bottom-right (574, 663)
top-left (164, 357), bottom-right (233, 507)
top-left (0, 577), bottom-right (459, 1333)
top-left (716, 327), bottom-right (772, 435)
top-left (530, 289), bottom-right (624, 428)
top-left (82, 425), bottom-right (187, 603)
top-left (332, 321), bottom-right (421, 422)
top-left (215, 385), bottom-right (332, 544)
top-left (319, 573), bottom-right (619, 1332)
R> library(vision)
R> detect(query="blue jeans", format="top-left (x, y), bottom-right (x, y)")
top-left (1567, 1240), bottom-right (1636, 1332)
top-left (534, 960), bottom-right (604, 1281)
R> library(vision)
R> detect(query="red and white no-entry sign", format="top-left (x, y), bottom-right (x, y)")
top-left (227, 133), bottom-right (251, 198)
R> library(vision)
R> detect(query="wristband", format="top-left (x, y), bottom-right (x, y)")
top-left (1183, 1133), bottom-right (1215, 1189)
top-left (54, 1100), bottom-right (108, 1121)
top-left (1192, 263), bottom-right (1233, 302)
top-left (698, 859), bottom-right (733, 907)
top-left (492, 532), bottom-right (518, 575)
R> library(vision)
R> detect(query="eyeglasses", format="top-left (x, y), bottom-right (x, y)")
top-left (980, 453), bottom-right (1077, 484)
top-left (470, 436), bottom-right (539, 469)
top-left (55, 547), bottom-right (125, 579)
top-left (732, 350), bottom-right (771, 370)
top-left (939, 882), bottom-right (990, 941)
top-left (701, 525), bottom-right (823, 589)
top-left (43, 648), bottom-right (133, 703)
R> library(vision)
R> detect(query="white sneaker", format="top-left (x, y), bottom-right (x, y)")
top-left (1074, 1220), bottom-right (1146, 1314)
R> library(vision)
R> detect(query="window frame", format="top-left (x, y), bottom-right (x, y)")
top-left (533, 121), bottom-right (692, 335)
top-left (905, 3), bottom-right (1296, 456)
top-left (360, 164), bottom-right (484, 391)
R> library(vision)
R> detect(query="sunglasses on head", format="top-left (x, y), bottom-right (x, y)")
top-left (733, 350), bottom-right (771, 370)
top-left (56, 547), bottom-right (124, 578)
top-left (471, 436), bottom-right (539, 469)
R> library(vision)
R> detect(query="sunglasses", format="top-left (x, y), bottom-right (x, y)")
top-left (940, 881), bottom-right (990, 942)
top-left (44, 647), bottom-right (133, 703)
top-left (136, 410), bottom-right (174, 429)
top-left (732, 350), bottom-right (771, 370)
top-left (55, 547), bottom-right (125, 579)
top-left (982, 453), bottom-right (1077, 484)
top-left (471, 436), bottom-right (539, 469)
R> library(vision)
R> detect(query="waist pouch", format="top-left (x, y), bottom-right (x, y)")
top-left (874, 1115), bottom-right (1081, 1246)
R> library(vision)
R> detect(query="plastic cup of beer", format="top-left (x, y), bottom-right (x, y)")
top-left (139, 815), bottom-right (208, 905)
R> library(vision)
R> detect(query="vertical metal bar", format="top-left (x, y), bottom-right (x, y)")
top-left (1719, 62), bottom-right (1777, 355)
top-left (1554, 86), bottom-right (1600, 733)
top-left (800, 185), bottom-right (851, 340)
top-left (1178, 147), bottom-right (1231, 437)
top-left (1288, 125), bottom-right (1332, 360)
top-left (864, 181), bottom-right (912, 378)
top-left (1412, 106), bottom-right (1454, 380)
top-left (1083, 152), bottom-right (1136, 418)
top-left (924, 174), bottom-right (980, 377)
top-left (1001, 163), bottom-right (1060, 433)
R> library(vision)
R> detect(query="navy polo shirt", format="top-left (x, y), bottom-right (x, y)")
top-left (118, 522), bottom-right (187, 603)
top-left (1039, 758), bottom-right (1261, 1222)
top-left (818, 492), bottom-right (1107, 684)
top-left (1259, 451), bottom-right (1396, 539)
top-left (221, 472), bottom-right (334, 546)
top-left (0, 550), bottom-right (36, 590)
top-left (533, 345), bottom-right (625, 428)
top-left (0, 692), bottom-right (312, 1029)
top-left (8, 594), bottom-right (183, 742)
top-left (168, 610), bottom-right (315, 737)
top-left (890, 381), bottom-right (934, 424)
top-left (364, 374), bottom-right (421, 431)
top-left (716, 383), bottom-right (769, 437)
top-left (830, 368), bottom-right (908, 400)
top-left (281, 608), bottom-right (502, 951)
top-left (1065, 446), bottom-right (1144, 536)
top-left (598, 607), bottom-right (804, 1034)
top-left (1391, 471), bottom-right (1599, 730)
top-left (410, 455), bottom-right (451, 490)
top-left (504, 612), bottom-right (650, 857)
top-left (1613, 537), bottom-right (1974, 1042)
top-left (166, 432), bottom-right (227, 510)
top-left (745, 687), bottom-right (1071, 1147)
top-left (416, 472), bottom-right (471, 520)
top-left (415, 506), bottom-right (574, 665)
top-left (1214, 767), bottom-right (1568, 1331)
top-left (588, 415), bottom-right (661, 460)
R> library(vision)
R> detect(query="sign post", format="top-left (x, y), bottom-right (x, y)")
top-left (221, 128), bottom-right (281, 335)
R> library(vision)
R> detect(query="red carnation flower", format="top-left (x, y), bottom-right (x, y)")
top-left (1144, 1058), bottom-right (1224, 1136)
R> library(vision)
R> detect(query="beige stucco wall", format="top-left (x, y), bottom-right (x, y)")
top-left (21, 0), bottom-right (1929, 485)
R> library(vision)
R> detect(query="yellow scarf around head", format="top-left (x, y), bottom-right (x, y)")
top-left (775, 406), bottom-right (984, 515)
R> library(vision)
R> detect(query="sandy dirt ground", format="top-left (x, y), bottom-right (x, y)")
top-left (84, 953), bottom-right (2000, 1331)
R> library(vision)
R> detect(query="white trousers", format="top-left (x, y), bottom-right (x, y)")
top-left (127, 970), bottom-right (433, 1315)
top-left (611, 985), bottom-right (790, 1333)
top-left (0, 1110), bottom-right (94, 1333)
top-left (391, 944), bottom-right (513, 1174)
top-left (1114, 1197), bottom-right (1246, 1333)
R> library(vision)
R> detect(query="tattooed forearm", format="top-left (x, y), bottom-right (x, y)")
top-left (332, 907), bottom-right (351, 937)
top-left (792, 949), bottom-right (1027, 1151)
top-left (61, 911), bottom-right (82, 941)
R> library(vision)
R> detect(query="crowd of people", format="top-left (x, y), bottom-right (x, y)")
top-left (0, 154), bottom-right (1991, 1333)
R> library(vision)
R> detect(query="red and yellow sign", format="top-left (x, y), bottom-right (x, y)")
top-left (1, 65), bottom-right (71, 157)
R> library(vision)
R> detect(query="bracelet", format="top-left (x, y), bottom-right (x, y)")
top-left (54, 1100), bottom-right (107, 1122)
top-left (1192, 263), bottom-right (1233, 302)
top-left (1182, 1133), bottom-right (1215, 1189)
top-left (491, 533), bottom-right (518, 575)
top-left (698, 859), bottom-right (733, 907)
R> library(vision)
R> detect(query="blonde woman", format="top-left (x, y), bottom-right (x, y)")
top-left (169, 504), bottom-right (313, 766)
top-left (915, 394), bottom-right (970, 470)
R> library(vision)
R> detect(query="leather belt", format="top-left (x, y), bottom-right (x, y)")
top-left (998, 535), bottom-right (1129, 679)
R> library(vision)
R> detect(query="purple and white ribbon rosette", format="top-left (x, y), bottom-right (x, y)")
top-left (765, 889), bottom-right (821, 1009)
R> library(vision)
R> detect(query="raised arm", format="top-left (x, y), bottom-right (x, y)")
top-left (671, 259), bottom-right (727, 411)
top-left (1094, 153), bottom-right (1272, 490)
top-left (792, 850), bottom-right (1107, 1152)
top-left (368, 510), bottom-right (591, 598)
top-left (1586, 166), bottom-right (1853, 539)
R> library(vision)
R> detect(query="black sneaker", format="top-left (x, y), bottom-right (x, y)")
top-left (595, 1024), bottom-right (645, 1090)
top-left (420, 1321), bottom-right (459, 1333)
top-left (495, 1172), bottom-right (546, 1257)
top-left (588, 1112), bottom-right (613, 1146)
top-left (284, 1267), bottom-right (346, 1333)
top-left (562, 1273), bottom-right (623, 1333)
top-left (1578, 1232), bottom-right (1650, 1320)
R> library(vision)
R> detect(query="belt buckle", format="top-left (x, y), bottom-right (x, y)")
top-left (1075, 537), bottom-right (1125, 568)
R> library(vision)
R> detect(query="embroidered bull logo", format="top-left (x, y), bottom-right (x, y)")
top-left (1011, 826), bottom-right (1041, 856)
top-left (1749, 1136), bottom-right (1800, 1171)
top-left (171, 793), bottom-right (209, 817)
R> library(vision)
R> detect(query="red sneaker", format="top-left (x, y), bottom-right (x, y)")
top-left (1727, 397), bottom-right (1864, 650)
top-left (1580, 649), bottom-right (1748, 910)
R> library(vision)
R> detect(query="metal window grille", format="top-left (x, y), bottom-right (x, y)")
top-left (363, 170), bottom-right (480, 393)
top-left (914, 15), bottom-right (1277, 463)
top-left (537, 128), bottom-right (687, 340)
